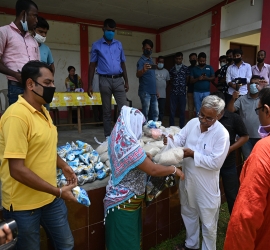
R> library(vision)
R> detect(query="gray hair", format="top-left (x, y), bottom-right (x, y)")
top-left (201, 95), bottom-right (225, 114)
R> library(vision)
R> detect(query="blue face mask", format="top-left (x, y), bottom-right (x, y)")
top-left (158, 63), bottom-right (164, 69)
top-left (20, 13), bottom-right (28, 32)
top-left (104, 30), bottom-right (115, 41)
top-left (250, 83), bottom-right (259, 94)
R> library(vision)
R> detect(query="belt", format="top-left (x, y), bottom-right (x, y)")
top-left (8, 80), bottom-right (23, 88)
top-left (99, 74), bottom-right (123, 79)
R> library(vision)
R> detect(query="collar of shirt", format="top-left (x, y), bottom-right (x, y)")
top-left (247, 93), bottom-right (259, 99)
top-left (101, 36), bottom-right (116, 45)
top-left (232, 61), bottom-right (246, 67)
top-left (9, 22), bottom-right (31, 38)
top-left (254, 63), bottom-right (267, 71)
top-left (141, 54), bottom-right (152, 61)
top-left (17, 95), bottom-right (47, 114)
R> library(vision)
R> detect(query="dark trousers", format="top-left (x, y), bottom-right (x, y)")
top-left (99, 76), bottom-right (126, 137)
top-left (169, 93), bottom-right (186, 128)
top-left (158, 98), bottom-right (166, 122)
top-left (220, 165), bottom-right (239, 214)
top-left (93, 105), bottom-right (103, 122)
top-left (8, 82), bottom-right (24, 105)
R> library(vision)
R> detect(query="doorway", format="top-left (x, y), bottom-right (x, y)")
top-left (230, 43), bottom-right (257, 66)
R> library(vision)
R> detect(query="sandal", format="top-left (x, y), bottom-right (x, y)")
top-left (174, 243), bottom-right (199, 250)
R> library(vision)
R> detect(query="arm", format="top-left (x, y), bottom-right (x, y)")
top-left (0, 58), bottom-right (21, 82)
top-left (190, 75), bottom-right (203, 84)
top-left (138, 157), bottom-right (184, 179)
top-left (193, 132), bottom-right (230, 171)
top-left (136, 63), bottom-right (149, 78)
top-left (87, 62), bottom-right (97, 97)
top-left (205, 74), bottom-right (215, 82)
top-left (227, 91), bottom-right (239, 112)
top-left (121, 62), bottom-right (129, 92)
top-left (57, 154), bottom-right (77, 185)
top-left (224, 151), bottom-right (270, 249)
top-left (246, 64), bottom-right (252, 84)
top-left (8, 158), bottom-right (77, 202)
top-left (228, 135), bottom-right (248, 155)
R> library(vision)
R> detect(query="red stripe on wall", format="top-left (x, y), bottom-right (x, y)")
top-left (79, 24), bottom-right (89, 91)
top-left (260, 0), bottom-right (270, 64)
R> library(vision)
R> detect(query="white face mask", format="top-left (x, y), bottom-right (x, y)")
top-left (20, 12), bottom-right (28, 32)
top-left (34, 33), bottom-right (46, 43)
top-left (220, 62), bottom-right (226, 67)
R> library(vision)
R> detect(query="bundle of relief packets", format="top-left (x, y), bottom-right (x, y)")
top-left (57, 140), bottom-right (111, 187)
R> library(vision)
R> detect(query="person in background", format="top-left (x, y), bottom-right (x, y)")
top-left (224, 87), bottom-right (270, 250)
top-left (136, 39), bottom-right (158, 122)
top-left (104, 106), bottom-right (184, 250)
top-left (88, 18), bottom-right (129, 139)
top-left (190, 52), bottom-right (215, 115)
top-left (218, 49), bottom-right (234, 104)
top-left (187, 53), bottom-right (197, 120)
top-left (34, 16), bottom-right (55, 73)
top-left (212, 55), bottom-right (226, 92)
top-left (211, 92), bottom-right (249, 214)
top-left (169, 52), bottom-right (189, 128)
top-left (92, 68), bottom-right (103, 125)
top-left (226, 49), bottom-right (252, 103)
top-left (0, 61), bottom-right (77, 249)
top-left (165, 95), bottom-right (230, 250)
top-left (155, 56), bottom-right (170, 122)
top-left (65, 66), bottom-right (83, 91)
top-left (227, 75), bottom-right (268, 160)
top-left (251, 50), bottom-right (270, 84)
top-left (0, 0), bottom-right (39, 105)
top-left (34, 16), bottom-right (55, 111)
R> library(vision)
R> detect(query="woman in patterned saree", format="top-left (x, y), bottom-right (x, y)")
top-left (104, 106), bottom-right (184, 250)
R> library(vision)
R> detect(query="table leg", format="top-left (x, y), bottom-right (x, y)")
top-left (77, 106), bottom-right (81, 133)
top-left (68, 107), bottom-right (72, 129)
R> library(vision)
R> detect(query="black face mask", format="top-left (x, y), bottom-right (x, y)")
top-left (32, 80), bottom-right (56, 104)
top-left (190, 60), bottom-right (197, 66)
top-left (144, 49), bottom-right (152, 56)
top-left (227, 58), bottom-right (233, 63)
top-left (233, 57), bottom-right (242, 64)
top-left (257, 58), bottom-right (264, 63)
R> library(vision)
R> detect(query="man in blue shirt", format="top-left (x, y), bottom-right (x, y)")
top-left (136, 39), bottom-right (158, 121)
top-left (169, 52), bottom-right (189, 128)
top-left (34, 16), bottom-right (55, 110)
top-left (190, 52), bottom-right (215, 115)
top-left (88, 19), bottom-right (129, 138)
top-left (34, 16), bottom-right (55, 74)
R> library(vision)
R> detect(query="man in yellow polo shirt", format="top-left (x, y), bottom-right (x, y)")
top-left (0, 61), bottom-right (77, 250)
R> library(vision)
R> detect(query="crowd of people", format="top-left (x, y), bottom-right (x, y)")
top-left (0, 0), bottom-right (270, 250)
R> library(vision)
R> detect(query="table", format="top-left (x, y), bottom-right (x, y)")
top-left (50, 92), bottom-right (116, 133)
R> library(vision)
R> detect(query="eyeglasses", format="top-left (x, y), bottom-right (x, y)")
top-left (255, 106), bottom-right (264, 115)
top-left (198, 114), bottom-right (216, 122)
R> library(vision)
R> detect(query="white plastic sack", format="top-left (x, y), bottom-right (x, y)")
top-left (105, 159), bottom-right (111, 168)
top-left (141, 136), bottom-right (156, 143)
top-left (143, 144), bottom-right (160, 157)
top-left (148, 140), bottom-right (164, 149)
top-left (95, 140), bottom-right (108, 155)
top-left (100, 151), bottom-right (109, 163)
top-left (153, 137), bottom-right (184, 165)
top-left (139, 139), bottom-right (145, 148)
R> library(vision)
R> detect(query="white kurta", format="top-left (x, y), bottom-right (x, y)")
top-left (174, 118), bottom-right (230, 250)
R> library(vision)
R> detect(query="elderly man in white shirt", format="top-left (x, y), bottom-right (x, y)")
top-left (226, 49), bottom-right (252, 103)
top-left (166, 95), bottom-right (230, 250)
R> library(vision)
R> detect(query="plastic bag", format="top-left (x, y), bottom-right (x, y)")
top-left (77, 173), bottom-right (96, 185)
top-left (72, 186), bottom-right (91, 207)
top-left (57, 143), bottom-right (72, 158)
top-left (153, 137), bottom-right (184, 166)
top-left (145, 175), bottom-right (175, 207)
top-left (95, 140), bottom-right (108, 155)
top-left (143, 144), bottom-right (160, 157)
top-left (100, 151), bottom-right (108, 163)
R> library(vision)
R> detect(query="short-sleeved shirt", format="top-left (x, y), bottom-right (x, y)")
top-left (251, 63), bottom-right (270, 83)
top-left (219, 110), bottom-right (248, 168)
top-left (137, 55), bottom-right (156, 94)
top-left (169, 65), bottom-right (189, 96)
top-left (90, 37), bottom-right (126, 75)
top-left (155, 68), bottom-right (170, 98)
top-left (190, 64), bottom-right (214, 93)
top-left (187, 65), bottom-right (196, 93)
top-left (234, 94), bottom-right (260, 138)
top-left (0, 96), bottom-right (57, 211)
top-left (0, 22), bottom-right (40, 82)
top-left (39, 43), bottom-right (54, 65)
